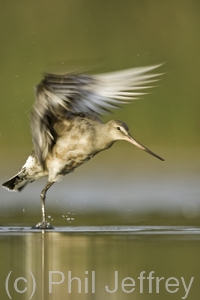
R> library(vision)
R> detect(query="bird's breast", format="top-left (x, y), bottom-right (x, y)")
top-left (47, 132), bottom-right (98, 176)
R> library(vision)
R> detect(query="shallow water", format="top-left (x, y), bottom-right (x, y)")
top-left (0, 226), bottom-right (200, 300)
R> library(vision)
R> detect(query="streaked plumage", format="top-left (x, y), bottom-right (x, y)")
top-left (2, 64), bottom-right (164, 229)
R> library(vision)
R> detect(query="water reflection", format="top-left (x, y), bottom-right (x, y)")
top-left (0, 226), bottom-right (200, 299)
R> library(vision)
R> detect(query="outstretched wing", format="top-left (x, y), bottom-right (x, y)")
top-left (31, 64), bottom-right (162, 167)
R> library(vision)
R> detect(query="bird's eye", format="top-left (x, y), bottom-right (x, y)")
top-left (117, 127), bottom-right (121, 131)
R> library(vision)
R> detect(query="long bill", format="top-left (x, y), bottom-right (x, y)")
top-left (124, 135), bottom-right (164, 161)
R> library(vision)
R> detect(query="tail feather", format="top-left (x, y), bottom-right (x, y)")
top-left (2, 172), bottom-right (30, 192)
top-left (2, 154), bottom-right (43, 192)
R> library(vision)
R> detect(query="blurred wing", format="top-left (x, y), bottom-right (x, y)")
top-left (31, 64), bottom-right (162, 166)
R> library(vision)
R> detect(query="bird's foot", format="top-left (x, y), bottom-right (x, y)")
top-left (31, 221), bottom-right (55, 230)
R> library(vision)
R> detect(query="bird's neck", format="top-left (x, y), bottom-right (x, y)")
top-left (94, 123), bottom-right (116, 152)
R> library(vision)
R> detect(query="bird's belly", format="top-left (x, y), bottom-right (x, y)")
top-left (60, 153), bottom-right (94, 174)
top-left (47, 134), bottom-right (98, 181)
top-left (47, 148), bottom-right (95, 181)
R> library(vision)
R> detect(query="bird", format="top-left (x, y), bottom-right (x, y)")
top-left (2, 64), bottom-right (164, 229)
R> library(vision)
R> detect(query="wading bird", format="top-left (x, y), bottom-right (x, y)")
top-left (2, 65), bottom-right (164, 229)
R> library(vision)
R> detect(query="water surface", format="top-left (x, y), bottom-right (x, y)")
top-left (0, 226), bottom-right (199, 300)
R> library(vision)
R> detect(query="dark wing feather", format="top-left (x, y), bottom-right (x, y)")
top-left (31, 64), bottom-right (162, 166)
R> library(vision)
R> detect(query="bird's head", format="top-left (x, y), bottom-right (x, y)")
top-left (107, 120), bottom-right (164, 161)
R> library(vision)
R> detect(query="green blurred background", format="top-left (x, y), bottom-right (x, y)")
top-left (0, 0), bottom-right (200, 227)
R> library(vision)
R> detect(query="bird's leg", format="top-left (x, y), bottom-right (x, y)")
top-left (32, 181), bottom-right (54, 229)
top-left (41, 182), bottom-right (53, 224)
